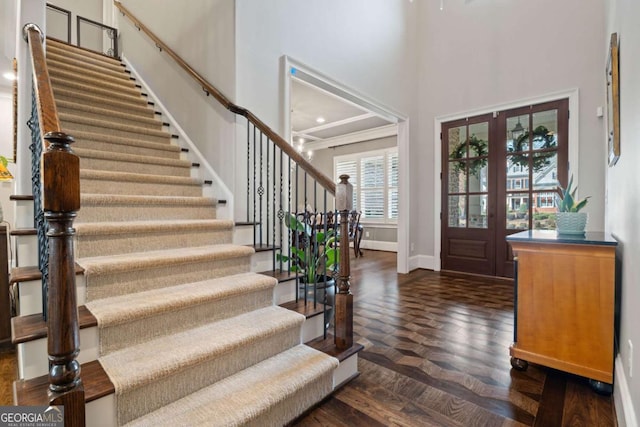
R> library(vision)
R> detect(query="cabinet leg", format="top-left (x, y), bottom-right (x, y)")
top-left (510, 357), bottom-right (528, 371)
top-left (589, 379), bottom-right (613, 395)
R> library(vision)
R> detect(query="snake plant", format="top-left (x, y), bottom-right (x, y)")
top-left (556, 175), bottom-right (590, 212)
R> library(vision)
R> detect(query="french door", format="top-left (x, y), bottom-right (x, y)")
top-left (441, 99), bottom-right (569, 277)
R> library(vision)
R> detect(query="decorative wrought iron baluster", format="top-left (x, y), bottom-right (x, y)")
top-left (278, 149), bottom-right (284, 273)
top-left (266, 138), bottom-right (270, 251)
top-left (258, 132), bottom-right (264, 247)
top-left (27, 87), bottom-right (49, 320)
top-left (253, 125), bottom-right (257, 247)
top-left (272, 140), bottom-right (277, 272)
top-left (246, 120), bottom-right (250, 223)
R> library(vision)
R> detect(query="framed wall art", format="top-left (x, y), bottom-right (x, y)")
top-left (606, 32), bottom-right (620, 166)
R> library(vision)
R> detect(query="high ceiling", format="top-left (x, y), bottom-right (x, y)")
top-left (290, 77), bottom-right (394, 148)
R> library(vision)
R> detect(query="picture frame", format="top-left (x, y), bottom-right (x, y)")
top-left (606, 32), bottom-right (620, 167)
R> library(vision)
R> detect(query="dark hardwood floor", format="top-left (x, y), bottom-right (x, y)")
top-left (295, 250), bottom-right (616, 427)
top-left (1, 250), bottom-right (616, 426)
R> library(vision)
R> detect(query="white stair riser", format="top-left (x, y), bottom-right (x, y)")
top-left (301, 314), bottom-right (325, 343)
top-left (333, 354), bottom-right (359, 389)
top-left (16, 276), bottom-right (87, 316)
top-left (86, 395), bottom-right (117, 427)
top-left (15, 235), bottom-right (38, 267)
top-left (17, 326), bottom-right (98, 380)
top-left (250, 250), bottom-right (275, 273)
top-left (233, 225), bottom-right (255, 246)
top-left (274, 279), bottom-right (295, 305)
top-left (14, 200), bottom-right (34, 228)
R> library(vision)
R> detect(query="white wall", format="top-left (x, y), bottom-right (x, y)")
top-left (117, 0), bottom-right (237, 198)
top-left (0, 90), bottom-right (16, 228)
top-left (235, 0), bottom-right (417, 260)
top-left (605, 0), bottom-right (640, 424)
top-left (47, 0), bottom-right (102, 45)
top-left (417, 0), bottom-right (606, 257)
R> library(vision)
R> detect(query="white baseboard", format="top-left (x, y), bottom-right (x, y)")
top-left (615, 355), bottom-right (639, 427)
top-left (409, 255), bottom-right (435, 271)
top-left (360, 240), bottom-right (397, 252)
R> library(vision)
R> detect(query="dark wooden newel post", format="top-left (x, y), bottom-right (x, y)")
top-left (43, 131), bottom-right (85, 426)
top-left (335, 175), bottom-right (353, 350)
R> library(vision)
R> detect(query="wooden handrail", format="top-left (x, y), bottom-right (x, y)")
top-left (25, 24), bottom-right (62, 135)
top-left (24, 23), bottom-right (85, 426)
top-left (114, 1), bottom-right (336, 195)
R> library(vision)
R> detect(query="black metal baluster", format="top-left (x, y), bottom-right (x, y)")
top-left (259, 132), bottom-right (264, 247)
top-left (272, 140), bottom-right (277, 272)
top-left (27, 87), bottom-right (48, 320)
top-left (246, 120), bottom-right (250, 223)
top-left (266, 137), bottom-right (270, 251)
top-left (253, 125), bottom-right (257, 248)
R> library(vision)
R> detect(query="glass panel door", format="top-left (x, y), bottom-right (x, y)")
top-left (441, 114), bottom-right (496, 276)
top-left (441, 98), bottom-right (569, 278)
top-left (496, 99), bottom-right (569, 277)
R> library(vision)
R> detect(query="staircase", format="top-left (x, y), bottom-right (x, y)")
top-left (11, 38), bottom-right (349, 426)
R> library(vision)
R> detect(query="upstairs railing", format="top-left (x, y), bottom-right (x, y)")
top-left (115, 0), bottom-right (353, 349)
top-left (23, 23), bottom-right (85, 427)
top-left (45, 2), bottom-right (118, 58)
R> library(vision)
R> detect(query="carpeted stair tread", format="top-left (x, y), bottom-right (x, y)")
top-left (78, 195), bottom-right (216, 222)
top-left (80, 170), bottom-right (196, 185)
top-left (75, 219), bottom-right (233, 257)
top-left (79, 170), bottom-right (201, 197)
top-left (74, 147), bottom-right (188, 168)
top-left (71, 129), bottom-right (175, 151)
top-left (101, 306), bottom-right (305, 424)
top-left (57, 99), bottom-right (161, 129)
top-left (125, 344), bottom-right (338, 427)
top-left (53, 87), bottom-right (152, 113)
top-left (45, 49), bottom-right (126, 74)
top-left (60, 112), bottom-right (167, 138)
top-left (48, 66), bottom-right (136, 91)
top-left (46, 55), bottom-right (132, 82)
top-left (46, 40), bottom-right (124, 69)
top-left (85, 273), bottom-right (277, 354)
top-left (46, 38), bottom-right (123, 61)
top-left (75, 219), bottom-right (232, 236)
top-left (86, 272), bottom-right (275, 326)
top-left (78, 244), bottom-right (254, 276)
top-left (51, 76), bottom-right (145, 104)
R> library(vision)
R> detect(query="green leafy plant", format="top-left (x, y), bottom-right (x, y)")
top-left (556, 175), bottom-right (590, 212)
top-left (276, 213), bottom-right (339, 283)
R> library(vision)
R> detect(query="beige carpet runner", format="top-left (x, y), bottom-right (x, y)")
top-left (45, 38), bottom-right (338, 426)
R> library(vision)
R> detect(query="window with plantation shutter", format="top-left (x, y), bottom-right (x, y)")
top-left (334, 148), bottom-right (398, 224)
top-left (335, 159), bottom-right (357, 209)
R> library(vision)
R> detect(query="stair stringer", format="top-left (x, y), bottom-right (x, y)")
top-left (121, 57), bottom-right (234, 221)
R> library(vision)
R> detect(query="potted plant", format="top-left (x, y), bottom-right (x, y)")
top-left (276, 212), bottom-right (339, 329)
top-left (555, 175), bottom-right (590, 235)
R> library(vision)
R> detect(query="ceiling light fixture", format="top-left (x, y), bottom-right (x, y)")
top-left (316, 117), bottom-right (326, 124)
top-left (3, 72), bottom-right (16, 81)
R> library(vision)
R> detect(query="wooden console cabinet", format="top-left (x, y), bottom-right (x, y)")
top-left (507, 230), bottom-right (617, 387)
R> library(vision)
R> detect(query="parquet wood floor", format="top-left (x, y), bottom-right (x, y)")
top-left (295, 250), bottom-right (616, 427)
top-left (1, 251), bottom-right (616, 426)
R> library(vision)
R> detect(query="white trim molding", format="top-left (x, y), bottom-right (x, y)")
top-left (409, 255), bottom-right (436, 271)
top-left (615, 355), bottom-right (639, 427)
top-left (282, 55), bottom-right (410, 274)
top-left (123, 57), bottom-right (234, 220)
top-left (306, 124), bottom-right (397, 151)
top-left (433, 88), bottom-right (580, 271)
top-left (360, 240), bottom-right (397, 252)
